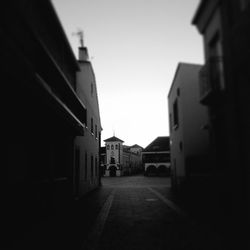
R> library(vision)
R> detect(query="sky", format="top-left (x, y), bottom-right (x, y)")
top-left (52, 0), bottom-right (204, 148)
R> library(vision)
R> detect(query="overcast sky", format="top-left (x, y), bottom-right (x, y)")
top-left (52, 0), bottom-right (204, 148)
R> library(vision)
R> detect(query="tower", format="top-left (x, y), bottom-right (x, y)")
top-left (104, 136), bottom-right (124, 176)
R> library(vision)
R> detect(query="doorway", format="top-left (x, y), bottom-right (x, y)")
top-left (109, 165), bottom-right (116, 177)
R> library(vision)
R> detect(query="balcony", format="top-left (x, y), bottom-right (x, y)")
top-left (199, 56), bottom-right (225, 105)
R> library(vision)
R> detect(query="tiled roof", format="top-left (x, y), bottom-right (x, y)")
top-left (143, 136), bottom-right (170, 152)
top-left (130, 144), bottom-right (143, 149)
top-left (104, 136), bottom-right (124, 143)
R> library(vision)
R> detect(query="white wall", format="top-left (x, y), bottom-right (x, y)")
top-left (75, 55), bottom-right (102, 196)
top-left (168, 63), bottom-right (209, 186)
top-left (106, 141), bottom-right (123, 167)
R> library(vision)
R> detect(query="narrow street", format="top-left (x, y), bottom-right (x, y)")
top-left (8, 175), bottom-right (225, 250)
top-left (82, 175), bottom-right (222, 250)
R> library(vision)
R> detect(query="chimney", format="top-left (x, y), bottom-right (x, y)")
top-left (78, 47), bottom-right (89, 61)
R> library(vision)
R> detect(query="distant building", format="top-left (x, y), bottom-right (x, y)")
top-left (142, 137), bottom-right (171, 176)
top-left (103, 136), bottom-right (143, 176)
top-left (168, 63), bottom-right (210, 188)
top-left (75, 44), bottom-right (102, 197)
top-left (100, 146), bottom-right (107, 176)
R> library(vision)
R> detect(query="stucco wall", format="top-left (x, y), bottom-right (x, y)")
top-left (106, 142), bottom-right (123, 166)
top-left (75, 59), bottom-right (102, 196)
top-left (168, 63), bottom-right (209, 186)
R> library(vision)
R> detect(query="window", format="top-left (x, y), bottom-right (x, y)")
top-left (173, 99), bottom-right (179, 129)
top-left (95, 124), bottom-right (97, 139)
top-left (91, 118), bottom-right (94, 134)
top-left (115, 144), bottom-right (118, 150)
top-left (209, 33), bottom-right (225, 91)
top-left (91, 83), bottom-right (94, 96)
top-left (111, 145), bottom-right (114, 150)
top-left (85, 111), bottom-right (88, 129)
top-left (169, 114), bottom-right (172, 132)
top-left (179, 141), bottom-right (183, 151)
top-left (177, 88), bottom-right (180, 96)
top-left (107, 145), bottom-right (110, 150)
top-left (110, 157), bottom-right (115, 164)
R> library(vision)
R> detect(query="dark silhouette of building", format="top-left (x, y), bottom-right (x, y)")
top-left (193, 1), bottom-right (250, 248)
top-left (2, 0), bottom-right (87, 239)
top-left (142, 137), bottom-right (171, 176)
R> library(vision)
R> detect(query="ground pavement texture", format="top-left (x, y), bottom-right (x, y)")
top-left (6, 175), bottom-right (227, 250)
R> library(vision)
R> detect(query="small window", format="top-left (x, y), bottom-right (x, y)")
top-left (177, 88), bottom-right (180, 96)
top-left (91, 83), bottom-right (94, 96)
top-left (209, 34), bottom-right (225, 91)
top-left (111, 145), bottom-right (114, 150)
top-left (85, 110), bottom-right (88, 128)
top-left (107, 145), bottom-right (110, 150)
top-left (110, 157), bottom-right (115, 164)
top-left (179, 141), bottom-right (183, 151)
top-left (91, 118), bottom-right (94, 134)
top-left (115, 144), bottom-right (118, 150)
top-left (169, 114), bottom-right (172, 132)
top-left (173, 99), bottom-right (179, 129)
top-left (95, 125), bottom-right (97, 138)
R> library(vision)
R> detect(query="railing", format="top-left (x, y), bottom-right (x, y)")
top-left (199, 56), bottom-right (225, 105)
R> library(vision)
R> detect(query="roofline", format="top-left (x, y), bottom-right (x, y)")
top-left (50, 0), bottom-right (79, 70)
top-left (104, 137), bottom-right (124, 143)
top-left (191, 0), bottom-right (206, 26)
top-left (142, 151), bottom-right (170, 154)
top-left (167, 62), bottom-right (203, 98)
top-left (191, 0), bottom-right (220, 34)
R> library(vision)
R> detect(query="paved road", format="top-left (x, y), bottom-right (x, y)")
top-left (8, 175), bottom-right (225, 250)
top-left (83, 175), bottom-right (223, 250)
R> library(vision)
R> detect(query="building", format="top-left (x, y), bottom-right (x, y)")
top-left (142, 136), bottom-right (171, 176)
top-left (74, 42), bottom-right (102, 197)
top-left (168, 63), bottom-right (210, 188)
top-left (3, 0), bottom-right (87, 235)
top-left (192, 1), bottom-right (250, 247)
top-left (103, 136), bottom-right (143, 176)
top-left (100, 146), bottom-right (107, 176)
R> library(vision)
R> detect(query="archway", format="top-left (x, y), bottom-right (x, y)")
top-left (145, 165), bottom-right (157, 176)
top-left (109, 165), bottom-right (117, 177)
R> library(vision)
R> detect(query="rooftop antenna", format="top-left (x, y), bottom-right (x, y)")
top-left (112, 125), bottom-right (115, 137)
top-left (72, 29), bottom-right (84, 47)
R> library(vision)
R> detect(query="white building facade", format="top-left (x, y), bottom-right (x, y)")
top-left (142, 136), bottom-right (171, 176)
top-left (103, 136), bottom-right (143, 176)
top-left (74, 45), bottom-right (102, 196)
top-left (168, 63), bottom-right (210, 189)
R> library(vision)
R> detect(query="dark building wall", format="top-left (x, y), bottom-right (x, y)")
top-left (2, 0), bottom-right (86, 235)
top-left (193, 1), bottom-right (250, 247)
